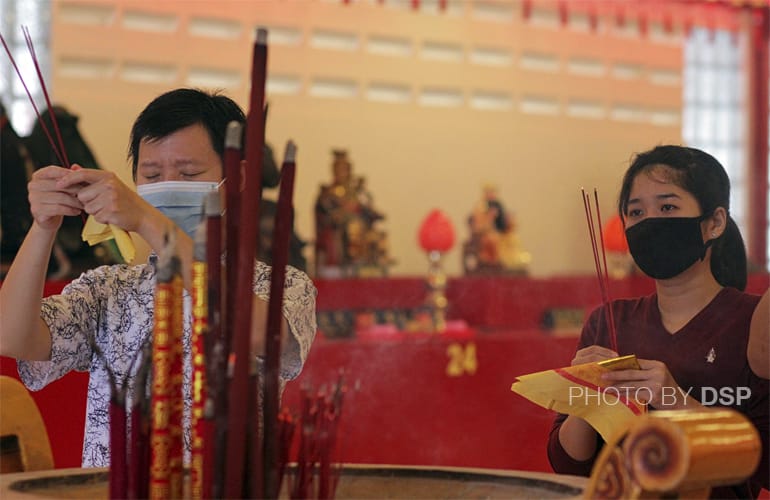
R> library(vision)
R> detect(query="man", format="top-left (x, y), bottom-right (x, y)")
top-left (0, 88), bottom-right (317, 467)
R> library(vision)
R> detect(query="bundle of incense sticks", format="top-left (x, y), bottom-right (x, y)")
top-left (128, 343), bottom-right (152, 500)
top-left (289, 374), bottom-right (347, 500)
top-left (581, 188), bottom-right (618, 352)
top-left (87, 339), bottom-right (148, 500)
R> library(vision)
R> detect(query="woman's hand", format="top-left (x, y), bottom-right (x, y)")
top-left (28, 166), bottom-right (85, 231)
top-left (572, 345), bottom-right (618, 366)
top-left (601, 358), bottom-right (700, 410)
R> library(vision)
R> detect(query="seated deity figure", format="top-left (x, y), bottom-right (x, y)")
top-left (464, 184), bottom-right (530, 275)
top-left (314, 150), bottom-right (392, 277)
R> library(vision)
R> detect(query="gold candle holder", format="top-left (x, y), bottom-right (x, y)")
top-left (426, 250), bottom-right (448, 332)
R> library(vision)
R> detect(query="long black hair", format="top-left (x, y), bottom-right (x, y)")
top-left (618, 145), bottom-right (747, 291)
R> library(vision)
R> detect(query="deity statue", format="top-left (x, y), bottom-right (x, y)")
top-left (463, 184), bottom-right (531, 275)
top-left (314, 150), bottom-right (393, 277)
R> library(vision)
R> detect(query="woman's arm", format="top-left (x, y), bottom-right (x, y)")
top-left (748, 289), bottom-right (769, 379)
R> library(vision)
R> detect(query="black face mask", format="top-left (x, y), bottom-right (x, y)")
top-left (625, 215), bottom-right (712, 280)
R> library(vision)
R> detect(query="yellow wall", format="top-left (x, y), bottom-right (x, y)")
top-left (50, 0), bottom-right (683, 276)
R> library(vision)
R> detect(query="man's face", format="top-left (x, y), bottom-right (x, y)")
top-left (135, 123), bottom-right (222, 186)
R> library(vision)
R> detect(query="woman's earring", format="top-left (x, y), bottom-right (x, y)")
top-left (711, 232), bottom-right (717, 238)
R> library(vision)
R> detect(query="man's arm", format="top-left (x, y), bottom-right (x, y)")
top-left (250, 262), bottom-right (317, 379)
top-left (0, 167), bottom-right (82, 360)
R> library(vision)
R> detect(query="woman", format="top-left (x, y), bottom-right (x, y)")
top-left (547, 145), bottom-right (768, 498)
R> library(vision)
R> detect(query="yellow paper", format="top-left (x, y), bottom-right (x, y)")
top-left (511, 355), bottom-right (646, 442)
top-left (82, 215), bottom-right (135, 263)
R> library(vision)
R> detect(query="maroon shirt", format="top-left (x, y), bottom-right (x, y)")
top-left (547, 287), bottom-right (769, 498)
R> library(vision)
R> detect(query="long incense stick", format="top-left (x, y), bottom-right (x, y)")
top-left (21, 26), bottom-right (70, 167)
top-left (0, 30), bottom-right (67, 167)
top-left (263, 142), bottom-right (297, 499)
top-left (191, 214), bottom-right (209, 500)
top-left (149, 232), bottom-right (184, 500)
top-left (581, 188), bottom-right (618, 352)
top-left (593, 189), bottom-right (618, 352)
top-left (202, 190), bottom-right (223, 500)
top-left (224, 27), bottom-right (268, 498)
top-left (213, 122), bottom-right (243, 499)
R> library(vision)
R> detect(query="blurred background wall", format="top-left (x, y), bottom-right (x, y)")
top-left (2, 0), bottom-right (766, 277)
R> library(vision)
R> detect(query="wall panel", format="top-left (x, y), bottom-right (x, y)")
top-left (50, 0), bottom-right (683, 276)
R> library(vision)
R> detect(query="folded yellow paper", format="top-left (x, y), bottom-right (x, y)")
top-left (82, 215), bottom-right (135, 263)
top-left (511, 354), bottom-right (646, 442)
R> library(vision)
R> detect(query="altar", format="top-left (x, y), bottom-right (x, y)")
top-left (2, 273), bottom-right (768, 472)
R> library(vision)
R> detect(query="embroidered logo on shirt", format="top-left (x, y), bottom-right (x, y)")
top-left (706, 347), bottom-right (716, 363)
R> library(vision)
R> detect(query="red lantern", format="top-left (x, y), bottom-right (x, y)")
top-left (603, 214), bottom-right (628, 253)
top-left (418, 209), bottom-right (455, 253)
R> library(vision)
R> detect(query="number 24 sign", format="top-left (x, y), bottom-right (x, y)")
top-left (445, 342), bottom-right (477, 377)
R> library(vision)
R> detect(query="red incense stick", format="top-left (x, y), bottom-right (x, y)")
top-left (263, 143), bottom-right (297, 499)
top-left (213, 122), bottom-right (243, 499)
top-left (0, 30), bottom-right (67, 167)
top-left (224, 27), bottom-right (268, 498)
top-left (592, 189), bottom-right (618, 352)
top-left (190, 214), bottom-right (209, 500)
top-left (581, 188), bottom-right (618, 352)
top-left (21, 26), bottom-right (70, 167)
top-left (202, 190), bottom-right (223, 500)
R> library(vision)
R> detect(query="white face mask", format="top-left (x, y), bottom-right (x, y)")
top-left (136, 181), bottom-right (219, 238)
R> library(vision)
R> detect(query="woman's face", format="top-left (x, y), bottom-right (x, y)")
top-left (624, 165), bottom-right (701, 229)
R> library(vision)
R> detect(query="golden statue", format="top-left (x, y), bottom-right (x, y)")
top-left (463, 184), bottom-right (530, 274)
top-left (314, 150), bottom-right (393, 277)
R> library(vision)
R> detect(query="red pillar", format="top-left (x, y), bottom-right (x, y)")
top-left (747, 5), bottom-right (769, 271)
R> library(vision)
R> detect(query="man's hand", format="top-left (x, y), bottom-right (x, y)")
top-left (55, 166), bottom-right (153, 233)
top-left (28, 166), bottom-right (85, 231)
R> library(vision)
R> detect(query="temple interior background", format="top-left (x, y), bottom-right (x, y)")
top-left (1, 0), bottom-right (769, 489)
top-left (4, 0), bottom-right (767, 277)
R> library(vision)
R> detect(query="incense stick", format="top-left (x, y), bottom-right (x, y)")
top-left (224, 27), bottom-right (269, 499)
top-left (581, 188), bottom-right (618, 352)
top-left (191, 214), bottom-right (209, 500)
top-left (592, 189), bottom-right (618, 352)
top-left (263, 142), bottom-right (297, 499)
top-left (21, 26), bottom-right (70, 167)
top-left (202, 190), bottom-right (223, 500)
top-left (0, 30), bottom-right (67, 167)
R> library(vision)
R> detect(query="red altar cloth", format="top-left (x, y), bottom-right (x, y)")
top-left (282, 330), bottom-right (578, 472)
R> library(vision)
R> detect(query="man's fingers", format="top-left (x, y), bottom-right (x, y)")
top-left (32, 166), bottom-right (72, 180)
top-left (55, 168), bottom-right (108, 188)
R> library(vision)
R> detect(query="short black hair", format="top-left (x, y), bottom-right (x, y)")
top-left (128, 88), bottom-right (245, 180)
